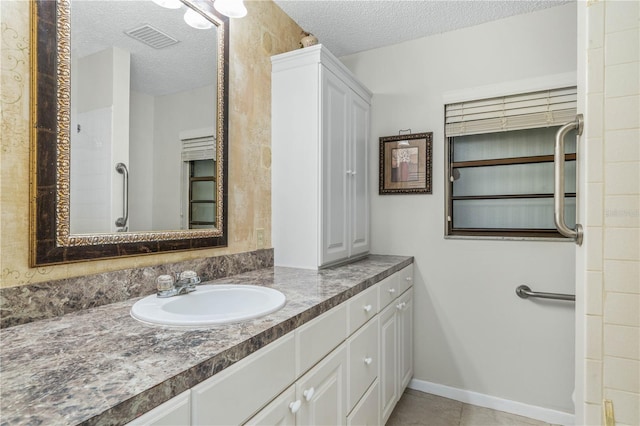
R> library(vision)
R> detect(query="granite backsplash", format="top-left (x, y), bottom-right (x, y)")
top-left (0, 249), bottom-right (273, 328)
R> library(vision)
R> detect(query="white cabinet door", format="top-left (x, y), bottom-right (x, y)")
top-left (349, 92), bottom-right (370, 259)
top-left (296, 343), bottom-right (347, 426)
top-left (381, 268), bottom-right (414, 423)
top-left (321, 67), bottom-right (350, 266)
top-left (191, 333), bottom-right (296, 425)
top-left (397, 288), bottom-right (414, 393)
top-left (272, 45), bottom-right (372, 270)
top-left (320, 70), bottom-right (370, 266)
top-left (244, 385), bottom-right (297, 426)
top-left (126, 390), bottom-right (190, 426)
top-left (379, 303), bottom-right (398, 424)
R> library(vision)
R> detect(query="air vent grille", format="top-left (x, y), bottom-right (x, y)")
top-left (125, 24), bottom-right (179, 49)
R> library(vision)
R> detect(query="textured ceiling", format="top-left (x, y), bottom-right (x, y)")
top-left (72, 0), bottom-right (572, 95)
top-left (72, 0), bottom-right (217, 96)
top-left (273, 0), bottom-right (573, 58)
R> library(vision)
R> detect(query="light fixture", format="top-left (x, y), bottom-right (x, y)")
top-left (184, 8), bottom-right (214, 30)
top-left (151, 0), bottom-right (182, 9)
top-left (214, 0), bottom-right (247, 18)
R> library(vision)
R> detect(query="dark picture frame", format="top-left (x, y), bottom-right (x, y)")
top-left (379, 132), bottom-right (433, 194)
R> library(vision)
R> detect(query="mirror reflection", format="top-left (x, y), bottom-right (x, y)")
top-left (69, 0), bottom-right (219, 234)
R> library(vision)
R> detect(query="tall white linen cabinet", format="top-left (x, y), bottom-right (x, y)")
top-left (271, 44), bottom-right (372, 269)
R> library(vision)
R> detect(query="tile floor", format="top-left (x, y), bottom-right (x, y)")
top-left (386, 389), bottom-right (558, 426)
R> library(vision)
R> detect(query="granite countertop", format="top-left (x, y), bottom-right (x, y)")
top-left (0, 255), bottom-right (412, 426)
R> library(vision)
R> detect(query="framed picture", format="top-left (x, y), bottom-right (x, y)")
top-left (379, 132), bottom-right (433, 194)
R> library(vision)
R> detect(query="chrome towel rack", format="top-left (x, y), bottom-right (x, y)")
top-left (516, 285), bottom-right (575, 302)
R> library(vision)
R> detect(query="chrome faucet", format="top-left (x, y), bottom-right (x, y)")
top-left (156, 271), bottom-right (201, 298)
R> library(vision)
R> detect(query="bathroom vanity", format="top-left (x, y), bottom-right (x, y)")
top-left (0, 255), bottom-right (413, 425)
top-left (132, 263), bottom-right (413, 426)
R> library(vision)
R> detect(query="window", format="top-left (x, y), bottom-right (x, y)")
top-left (187, 159), bottom-right (216, 229)
top-left (180, 131), bottom-right (216, 229)
top-left (445, 87), bottom-right (577, 239)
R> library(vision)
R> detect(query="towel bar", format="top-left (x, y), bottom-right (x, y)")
top-left (554, 115), bottom-right (583, 245)
top-left (516, 285), bottom-right (575, 302)
top-left (115, 162), bottom-right (129, 231)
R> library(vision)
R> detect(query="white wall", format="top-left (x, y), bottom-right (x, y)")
top-left (342, 3), bottom-right (578, 417)
top-left (110, 48), bottom-right (131, 230)
top-left (129, 91), bottom-right (155, 231)
top-left (70, 47), bottom-right (130, 234)
top-left (152, 84), bottom-right (217, 230)
top-left (126, 85), bottom-right (216, 232)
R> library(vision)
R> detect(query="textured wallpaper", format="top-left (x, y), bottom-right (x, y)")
top-left (0, 0), bottom-right (302, 287)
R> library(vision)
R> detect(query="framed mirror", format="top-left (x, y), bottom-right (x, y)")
top-left (30, 0), bottom-right (229, 266)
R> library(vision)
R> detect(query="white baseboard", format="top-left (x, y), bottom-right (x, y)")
top-left (408, 378), bottom-right (575, 426)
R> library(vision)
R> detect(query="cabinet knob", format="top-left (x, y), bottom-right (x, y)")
top-left (289, 400), bottom-right (302, 414)
top-left (405, 276), bottom-right (412, 282)
top-left (363, 304), bottom-right (372, 313)
top-left (396, 302), bottom-right (407, 310)
top-left (364, 357), bottom-right (373, 365)
top-left (346, 170), bottom-right (352, 175)
top-left (388, 288), bottom-right (396, 294)
top-left (303, 387), bottom-right (315, 401)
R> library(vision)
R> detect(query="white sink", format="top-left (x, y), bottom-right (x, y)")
top-left (131, 284), bottom-right (286, 326)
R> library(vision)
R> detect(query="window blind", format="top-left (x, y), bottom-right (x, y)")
top-left (445, 87), bottom-right (577, 137)
top-left (181, 135), bottom-right (216, 162)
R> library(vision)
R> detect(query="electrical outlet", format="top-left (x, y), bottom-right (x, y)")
top-left (256, 228), bottom-right (265, 248)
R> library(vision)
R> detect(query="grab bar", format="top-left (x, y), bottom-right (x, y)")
top-left (115, 162), bottom-right (128, 230)
top-left (554, 114), bottom-right (583, 245)
top-left (516, 285), bottom-right (575, 302)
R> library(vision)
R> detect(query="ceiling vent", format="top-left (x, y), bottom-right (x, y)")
top-left (125, 24), bottom-right (179, 49)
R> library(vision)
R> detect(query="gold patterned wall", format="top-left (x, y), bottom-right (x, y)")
top-left (0, 0), bottom-right (302, 288)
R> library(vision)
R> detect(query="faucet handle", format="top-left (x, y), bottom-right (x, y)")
top-left (179, 270), bottom-right (200, 285)
top-left (156, 275), bottom-right (175, 292)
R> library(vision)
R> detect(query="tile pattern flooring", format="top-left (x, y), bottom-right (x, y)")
top-left (386, 389), bottom-right (558, 426)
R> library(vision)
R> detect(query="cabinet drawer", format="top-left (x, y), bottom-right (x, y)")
top-left (397, 264), bottom-right (414, 294)
top-left (347, 317), bottom-right (378, 413)
top-left (347, 284), bottom-right (378, 335)
top-left (296, 303), bottom-right (347, 375)
top-left (244, 385), bottom-right (296, 426)
top-left (191, 332), bottom-right (295, 425)
top-left (127, 390), bottom-right (190, 426)
top-left (347, 380), bottom-right (379, 426)
top-left (378, 275), bottom-right (399, 309)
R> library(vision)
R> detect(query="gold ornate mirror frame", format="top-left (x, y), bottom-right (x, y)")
top-left (30, 0), bottom-right (229, 266)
